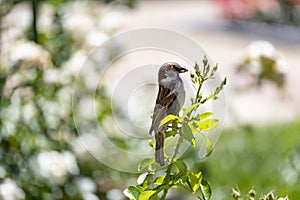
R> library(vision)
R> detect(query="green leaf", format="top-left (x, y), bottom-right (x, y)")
top-left (188, 172), bottom-right (202, 192)
top-left (149, 194), bottom-right (159, 200)
top-left (183, 103), bottom-right (201, 117)
top-left (153, 183), bottom-right (171, 192)
top-left (159, 114), bottom-right (180, 128)
top-left (214, 77), bottom-right (227, 95)
top-left (138, 158), bottom-right (155, 171)
top-left (123, 186), bottom-right (140, 200)
top-left (205, 136), bottom-right (213, 157)
top-left (172, 120), bottom-right (178, 129)
top-left (182, 123), bottom-right (196, 147)
top-left (139, 190), bottom-right (156, 200)
top-left (174, 159), bottom-right (188, 174)
top-left (200, 179), bottom-right (212, 200)
top-left (165, 130), bottom-right (177, 138)
top-left (198, 112), bottom-right (213, 121)
top-left (153, 176), bottom-right (165, 185)
top-left (188, 121), bottom-right (200, 134)
top-left (197, 119), bottom-right (219, 131)
top-left (137, 172), bottom-right (149, 185)
top-left (210, 63), bottom-right (218, 78)
top-left (202, 55), bottom-right (208, 67)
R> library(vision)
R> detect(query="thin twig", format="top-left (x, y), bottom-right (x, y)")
top-left (31, 0), bottom-right (39, 43)
top-left (161, 136), bottom-right (184, 200)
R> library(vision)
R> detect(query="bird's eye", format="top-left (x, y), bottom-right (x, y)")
top-left (173, 65), bottom-right (180, 71)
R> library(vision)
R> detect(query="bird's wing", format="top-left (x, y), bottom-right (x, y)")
top-left (149, 84), bottom-right (177, 134)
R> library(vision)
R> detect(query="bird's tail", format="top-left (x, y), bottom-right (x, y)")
top-left (155, 132), bottom-right (165, 166)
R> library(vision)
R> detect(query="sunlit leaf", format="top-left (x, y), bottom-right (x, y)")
top-left (137, 172), bottom-right (149, 185)
top-left (159, 115), bottom-right (180, 128)
top-left (174, 159), bottom-right (188, 174)
top-left (123, 186), bottom-right (140, 200)
top-left (200, 179), bottom-right (212, 200)
top-left (182, 123), bottom-right (196, 147)
top-left (139, 190), bottom-right (156, 200)
top-left (183, 103), bottom-right (201, 117)
top-left (138, 158), bottom-right (154, 171)
top-left (197, 119), bottom-right (219, 131)
top-left (188, 172), bottom-right (202, 192)
top-left (198, 112), bottom-right (213, 121)
top-left (205, 136), bottom-right (213, 157)
top-left (153, 176), bottom-right (165, 185)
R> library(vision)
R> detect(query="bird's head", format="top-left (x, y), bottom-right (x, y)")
top-left (159, 62), bottom-right (188, 83)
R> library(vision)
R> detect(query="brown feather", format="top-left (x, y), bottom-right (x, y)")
top-left (155, 132), bottom-right (165, 166)
top-left (149, 62), bottom-right (187, 166)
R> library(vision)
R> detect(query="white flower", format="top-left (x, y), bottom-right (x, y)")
top-left (56, 86), bottom-right (73, 117)
top-left (276, 52), bottom-right (287, 74)
top-left (76, 177), bottom-right (99, 200)
top-left (106, 189), bottom-right (123, 200)
top-left (241, 40), bottom-right (287, 77)
top-left (246, 40), bottom-right (278, 60)
top-left (0, 178), bottom-right (25, 200)
top-left (2, 2), bottom-right (31, 31)
top-left (72, 134), bottom-right (103, 160)
top-left (100, 12), bottom-right (123, 32)
top-left (43, 69), bottom-right (61, 83)
top-left (246, 60), bottom-right (261, 76)
top-left (63, 13), bottom-right (94, 41)
top-left (8, 40), bottom-right (51, 68)
top-left (38, 3), bottom-right (55, 33)
top-left (76, 177), bottom-right (97, 194)
top-left (40, 100), bottom-right (61, 129)
top-left (22, 102), bottom-right (36, 122)
top-left (78, 97), bottom-right (98, 120)
top-left (0, 166), bottom-right (7, 179)
top-left (62, 50), bottom-right (88, 76)
top-left (84, 30), bottom-right (108, 50)
top-left (0, 95), bottom-right (21, 136)
top-left (61, 2), bottom-right (95, 42)
top-left (33, 151), bottom-right (79, 184)
top-left (83, 193), bottom-right (99, 200)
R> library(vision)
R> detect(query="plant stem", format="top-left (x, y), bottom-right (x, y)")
top-left (161, 136), bottom-right (184, 200)
top-left (194, 74), bottom-right (204, 104)
top-left (31, 0), bottom-right (39, 43)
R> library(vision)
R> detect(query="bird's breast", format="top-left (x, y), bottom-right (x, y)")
top-left (168, 79), bottom-right (185, 115)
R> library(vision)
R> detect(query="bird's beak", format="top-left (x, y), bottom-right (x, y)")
top-left (179, 67), bottom-right (188, 73)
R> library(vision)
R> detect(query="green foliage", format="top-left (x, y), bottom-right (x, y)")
top-left (197, 121), bottom-right (300, 199)
top-left (124, 56), bottom-right (226, 200)
top-left (159, 115), bottom-right (180, 127)
top-left (138, 158), bottom-right (155, 172)
top-left (0, 1), bottom-right (139, 199)
top-left (182, 123), bottom-right (196, 147)
top-left (124, 158), bottom-right (212, 200)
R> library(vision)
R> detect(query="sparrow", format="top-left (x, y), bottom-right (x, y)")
top-left (149, 62), bottom-right (188, 166)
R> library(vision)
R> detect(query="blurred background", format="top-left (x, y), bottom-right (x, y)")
top-left (1, 0), bottom-right (300, 199)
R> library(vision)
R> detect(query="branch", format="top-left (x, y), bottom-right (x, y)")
top-left (161, 136), bottom-right (184, 200)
